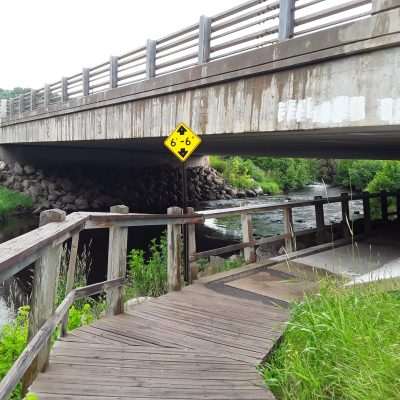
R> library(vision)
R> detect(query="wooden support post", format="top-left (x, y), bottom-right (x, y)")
top-left (61, 232), bottom-right (80, 336)
top-left (314, 195), bottom-right (325, 244)
top-left (30, 89), bottom-right (37, 111)
top-left (186, 207), bottom-right (198, 281)
top-left (61, 78), bottom-right (68, 103)
top-left (106, 205), bottom-right (129, 316)
top-left (146, 39), bottom-right (156, 79)
top-left (279, 0), bottom-right (295, 40)
top-left (109, 56), bottom-right (118, 89)
top-left (283, 207), bottom-right (294, 253)
top-left (82, 68), bottom-right (90, 96)
top-left (396, 190), bottom-right (400, 221)
top-left (363, 191), bottom-right (371, 234)
top-left (380, 190), bottom-right (388, 222)
top-left (341, 193), bottom-right (351, 239)
top-left (44, 84), bottom-right (50, 107)
top-left (241, 213), bottom-right (256, 263)
top-left (198, 15), bottom-right (211, 64)
top-left (23, 209), bottom-right (66, 391)
top-left (167, 207), bottom-right (183, 291)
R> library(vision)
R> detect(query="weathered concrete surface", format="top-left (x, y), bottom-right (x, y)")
top-left (2, 8), bottom-right (400, 160)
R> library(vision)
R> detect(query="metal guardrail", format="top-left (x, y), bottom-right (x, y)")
top-left (5, 0), bottom-right (372, 120)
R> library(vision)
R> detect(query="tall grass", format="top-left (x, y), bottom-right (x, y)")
top-left (263, 280), bottom-right (400, 400)
top-left (126, 234), bottom-right (168, 298)
top-left (0, 187), bottom-right (32, 218)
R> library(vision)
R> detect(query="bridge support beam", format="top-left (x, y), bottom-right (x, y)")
top-left (373, 0), bottom-right (400, 13)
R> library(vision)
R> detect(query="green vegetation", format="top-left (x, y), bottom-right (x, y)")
top-left (126, 234), bottom-right (168, 298)
top-left (210, 156), bottom-right (317, 194)
top-left (263, 281), bottom-right (400, 400)
top-left (0, 187), bottom-right (32, 218)
top-left (0, 244), bottom-right (103, 400)
top-left (197, 256), bottom-right (244, 275)
top-left (0, 88), bottom-right (29, 100)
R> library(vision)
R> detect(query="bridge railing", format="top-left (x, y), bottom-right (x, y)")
top-left (4, 0), bottom-right (373, 121)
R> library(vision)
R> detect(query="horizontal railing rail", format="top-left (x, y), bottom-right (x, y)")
top-left (3, 0), bottom-right (373, 121)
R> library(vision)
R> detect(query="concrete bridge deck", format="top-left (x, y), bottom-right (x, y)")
top-left (31, 280), bottom-right (289, 400)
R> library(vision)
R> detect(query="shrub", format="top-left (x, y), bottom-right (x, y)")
top-left (0, 187), bottom-right (32, 218)
top-left (126, 234), bottom-right (168, 298)
top-left (335, 160), bottom-right (383, 190)
top-left (263, 281), bottom-right (400, 400)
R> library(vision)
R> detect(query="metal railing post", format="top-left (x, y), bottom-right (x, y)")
top-left (198, 15), bottom-right (211, 64)
top-left (44, 84), bottom-right (50, 107)
top-left (83, 68), bottom-right (90, 96)
top-left (61, 78), bottom-right (68, 103)
top-left (146, 39), bottom-right (156, 79)
top-left (109, 56), bottom-right (118, 89)
top-left (279, 0), bottom-right (295, 40)
top-left (30, 89), bottom-right (37, 111)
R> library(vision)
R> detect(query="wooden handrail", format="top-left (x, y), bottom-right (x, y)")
top-left (0, 277), bottom-right (125, 400)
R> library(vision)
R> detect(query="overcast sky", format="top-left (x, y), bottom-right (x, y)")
top-left (0, 0), bottom-right (242, 89)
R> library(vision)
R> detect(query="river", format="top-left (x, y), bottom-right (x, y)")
top-left (0, 183), bottom-right (362, 328)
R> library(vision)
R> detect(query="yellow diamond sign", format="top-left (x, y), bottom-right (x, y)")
top-left (164, 123), bottom-right (202, 162)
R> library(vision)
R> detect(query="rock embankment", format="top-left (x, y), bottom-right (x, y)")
top-left (0, 161), bottom-right (262, 214)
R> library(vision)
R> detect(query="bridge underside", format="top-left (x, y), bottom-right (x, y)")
top-left (2, 125), bottom-right (400, 168)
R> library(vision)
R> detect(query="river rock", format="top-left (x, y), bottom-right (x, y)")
top-left (0, 161), bottom-right (6, 171)
top-left (23, 165), bottom-right (35, 175)
top-left (13, 163), bottom-right (24, 175)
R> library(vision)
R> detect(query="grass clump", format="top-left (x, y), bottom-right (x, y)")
top-left (263, 280), bottom-right (400, 400)
top-left (126, 234), bottom-right (168, 298)
top-left (0, 187), bottom-right (32, 218)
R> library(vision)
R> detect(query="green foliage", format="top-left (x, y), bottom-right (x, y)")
top-left (367, 161), bottom-right (400, 193)
top-left (335, 160), bottom-right (384, 190)
top-left (263, 281), bottom-right (400, 400)
top-left (210, 155), bottom-right (317, 193)
top-left (126, 234), bottom-right (168, 298)
top-left (0, 306), bottom-right (29, 400)
top-left (0, 187), bottom-right (32, 217)
top-left (220, 256), bottom-right (244, 272)
top-left (0, 88), bottom-right (29, 100)
top-left (24, 393), bottom-right (39, 400)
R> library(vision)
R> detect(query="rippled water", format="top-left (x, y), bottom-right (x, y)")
top-left (199, 184), bottom-right (363, 240)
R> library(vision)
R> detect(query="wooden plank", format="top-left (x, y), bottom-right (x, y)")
top-left (167, 207), bottom-right (182, 292)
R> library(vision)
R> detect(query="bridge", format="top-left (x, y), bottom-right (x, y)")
top-left (1, 0), bottom-right (400, 166)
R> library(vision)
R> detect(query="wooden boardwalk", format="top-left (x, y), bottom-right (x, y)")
top-left (31, 282), bottom-right (288, 399)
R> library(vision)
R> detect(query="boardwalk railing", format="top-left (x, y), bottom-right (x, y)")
top-left (0, 189), bottom-right (394, 398)
top-left (0, 207), bottom-right (203, 399)
top-left (189, 190), bottom-right (398, 268)
top-left (4, 0), bottom-right (372, 120)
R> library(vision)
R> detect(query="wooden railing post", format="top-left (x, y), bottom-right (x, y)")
top-left (146, 39), bottom-right (156, 79)
top-left (341, 193), bottom-right (351, 239)
top-left (198, 15), bottom-right (211, 64)
top-left (241, 213), bottom-right (256, 263)
top-left (109, 56), bottom-right (118, 89)
top-left (380, 190), bottom-right (388, 222)
top-left (23, 209), bottom-right (66, 390)
top-left (283, 207), bottom-right (294, 253)
top-left (186, 207), bottom-right (198, 281)
top-left (18, 95), bottom-right (24, 114)
top-left (396, 190), bottom-right (400, 221)
top-left (362, 191), bottom-right (371, 234)
top-left (279, 0), bottom-right (295, 40)
top-left (106, 205), bottom-right (129, 316)
top-left (314, 195), bottom-right (325, 244)
top-left (61, 232), bottom-right (80, 336)
top-left (167, 207), bottom-right (183, 291)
